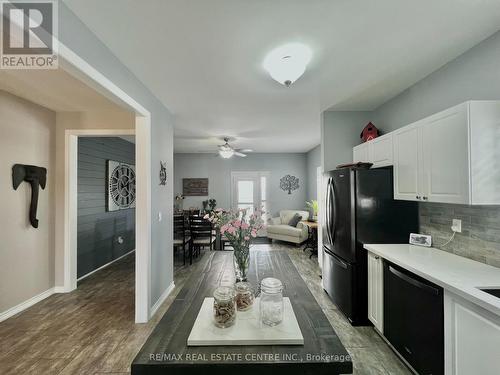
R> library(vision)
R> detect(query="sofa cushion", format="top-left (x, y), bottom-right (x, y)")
top-left (280, 210), bottom-right (309, 224)
top-left (288, 213), bottom-right (302, 227)
top-left (267, 224), bottom-right (302, 238)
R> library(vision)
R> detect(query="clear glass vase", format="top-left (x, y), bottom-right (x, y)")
top-left (233, 245), bottom-right (250, 282)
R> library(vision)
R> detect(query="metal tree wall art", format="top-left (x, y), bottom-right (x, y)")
top-left (280, 175), bottom-right (299, 194)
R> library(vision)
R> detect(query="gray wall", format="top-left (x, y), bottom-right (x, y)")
top-left (322, 111), bottom-right (372, 172)
top-left (321, 30), bottom-right (500, 266)
top-left (373, 30), bottom-right (500, 132)
top-left (174, 153), bottom-right (308, 217)
top-left (306, 145), bottom-right (321, 201)
top-left (77, 137), bottom-right (135, 278)
top-left (373, 30), bottom-right (500, 266)
top-left (59, 4), bottom-right (174, 307)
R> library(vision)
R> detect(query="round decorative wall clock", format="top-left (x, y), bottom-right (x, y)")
top-left (107, 160), bottom-right (136, 211)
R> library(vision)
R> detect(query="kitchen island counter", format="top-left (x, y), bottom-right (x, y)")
top-left (132, 250), bottom-right (352, 375)
top-left (364, 243), bottom-right (500, 317)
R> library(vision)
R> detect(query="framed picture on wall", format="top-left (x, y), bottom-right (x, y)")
top-left (183, 178), bottom-right (209, 196)
top-left (107, 160), bottom-right (136, 211)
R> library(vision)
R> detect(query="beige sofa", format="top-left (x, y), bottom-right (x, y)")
top-left (267, 210), bottom-right (310, 244)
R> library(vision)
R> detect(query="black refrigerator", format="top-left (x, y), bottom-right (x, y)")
top-left (322, 166), bottom-right (418, 325)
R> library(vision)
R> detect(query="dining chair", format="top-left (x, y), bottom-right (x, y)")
top-left (189, 215), bottom-right (214, 259)
top-left (173, 214), bottom-right (190, 265)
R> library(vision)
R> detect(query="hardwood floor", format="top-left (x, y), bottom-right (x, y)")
top-left (0, 244), bottom-right (410, 375)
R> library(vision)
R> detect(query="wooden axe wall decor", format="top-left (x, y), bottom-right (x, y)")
top-left (12, 164), bottom-right (47, 228)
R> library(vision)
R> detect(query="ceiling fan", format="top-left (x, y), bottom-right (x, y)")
top-left (218, 137), bottom-right (252, 159)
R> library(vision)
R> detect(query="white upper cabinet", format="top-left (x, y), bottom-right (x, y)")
top-left (352, 133), bottom-right (393, 167)
top-left (421, 104), bottom-right (469, 204)
top-left (370, 133), bottom-right (393, 168)
top-left (469, 102), bottom-right (500, 204)
top-left (393, 101), bottom-right (500, 205)
top-left (353, 142), bottom-right (370, 163)
top-left (393, 124), bottom-right (422, 201)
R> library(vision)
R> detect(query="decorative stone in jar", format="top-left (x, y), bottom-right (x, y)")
top-left (235, 282), bottom-right (255, 311)
top-left (259, 277), bottom-right (284, 326)
top-left (213, 286), bottom-right (236, 328)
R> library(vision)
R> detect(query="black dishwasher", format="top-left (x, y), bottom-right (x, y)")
top-left (384, 261), bottom-right (444, 375)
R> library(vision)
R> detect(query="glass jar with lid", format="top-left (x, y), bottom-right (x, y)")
top-left (213, 286), bottom-right (236, 328)
top-left (235, 281), bottom-right (255, 311)
top-left (259, 277), bottom-right (284, 326)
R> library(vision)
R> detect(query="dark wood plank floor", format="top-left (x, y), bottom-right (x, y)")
top-left (0, 244), bottom-right (410, 375)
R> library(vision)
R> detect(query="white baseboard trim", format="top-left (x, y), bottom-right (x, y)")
top-left (0, 287), bottom-right (55, 323)
top-left (150, 281), bottom-right (175, 319)
top-left (77, 249), bottom-right (135, 282)
top-left (54, 286), bottom-right (72, 293)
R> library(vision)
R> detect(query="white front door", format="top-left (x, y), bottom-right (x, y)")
top-left (231, 172), bottom-right (269, 233)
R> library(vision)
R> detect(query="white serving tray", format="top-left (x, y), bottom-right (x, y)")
top-left (187, 297), bottom-right (304, 346)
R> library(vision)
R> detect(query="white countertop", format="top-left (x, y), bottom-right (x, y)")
top-left (363, 243), bottom-right (500, 317)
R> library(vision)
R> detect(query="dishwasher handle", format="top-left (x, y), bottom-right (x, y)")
top-left (388, 265), bottom-right (440, 296)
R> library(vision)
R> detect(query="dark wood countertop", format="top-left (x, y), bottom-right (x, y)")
top-left (132, 250), bottom-right (352, 375)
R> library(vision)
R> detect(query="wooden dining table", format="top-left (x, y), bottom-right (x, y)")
top-left (132, 249), bottom-right (352, 375)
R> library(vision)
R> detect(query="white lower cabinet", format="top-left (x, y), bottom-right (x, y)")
top-left (367, 251), bottom-right (383, 333)
top-left (444, 291), bottom-right (500, 375)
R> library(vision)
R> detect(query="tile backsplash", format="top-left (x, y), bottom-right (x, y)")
top-left (419, 203), bottom-right (500, 268)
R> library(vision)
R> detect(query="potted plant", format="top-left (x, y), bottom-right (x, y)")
top-left (306, 200), bottom-right (318, 222)
top-left (208, 198), bottom-right (217, 211)
top-left (202, 200), bottom-right (209, 213)
top-left (205, 209), bottom-right (264, 282)
top-left (175, 194), bottom-right (185, 212)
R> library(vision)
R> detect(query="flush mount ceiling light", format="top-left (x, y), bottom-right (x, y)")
top-left (263, 43), bottom-right (312, 87)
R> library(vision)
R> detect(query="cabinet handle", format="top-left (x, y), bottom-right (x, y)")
top-left (416, 195), bottom-right (421, 200)
top-left (375, 256), bottom-right (380, 260)
top-left (422, 196), bottom-right (428, 201)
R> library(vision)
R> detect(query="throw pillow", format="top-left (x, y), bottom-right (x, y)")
top-left (288, 213), bottom-right (302, 227)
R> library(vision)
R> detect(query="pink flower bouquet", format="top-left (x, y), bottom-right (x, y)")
top-left (205, 208), bottom-right (264, 281)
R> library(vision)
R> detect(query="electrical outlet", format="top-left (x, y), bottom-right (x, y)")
top-left (452, 219), bottom-right (462, 233)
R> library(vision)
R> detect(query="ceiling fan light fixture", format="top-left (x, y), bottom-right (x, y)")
top-left (219, 149), bottom-right (234, 159)
top-left (263, 43), bottom-right (312, 87)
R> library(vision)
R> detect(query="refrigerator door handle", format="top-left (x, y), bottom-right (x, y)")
top-left (330, 179), bottom-right (337, 244)
top-left (325, 178), bottom-right (333, 245)
top-left (325, 248), bottom-right (348, 269)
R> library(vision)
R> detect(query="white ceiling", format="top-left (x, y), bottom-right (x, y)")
top-left (64, 0), bottom-right (500, 153)
top-left (0, 69), bottom-right (126, 112)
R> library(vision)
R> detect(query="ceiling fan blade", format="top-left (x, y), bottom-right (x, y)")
top-left (234, 152), bottom-right (247, 157)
